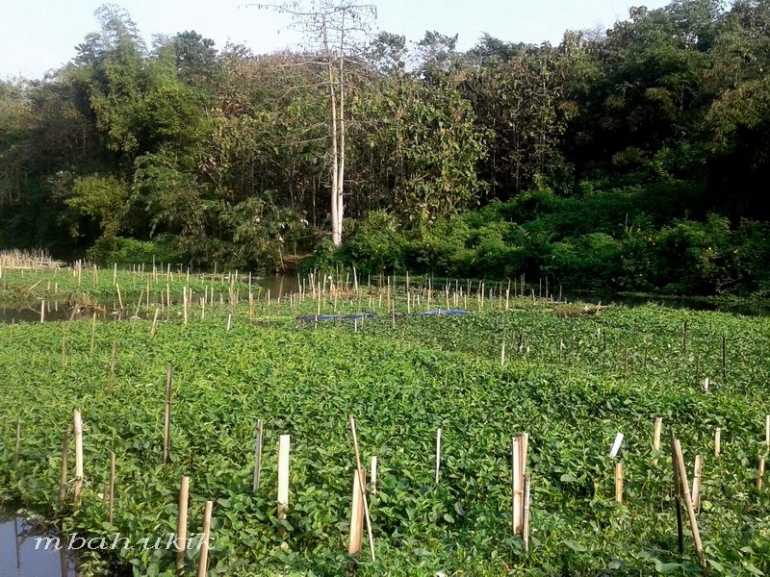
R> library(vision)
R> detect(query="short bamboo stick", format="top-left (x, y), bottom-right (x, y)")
top-left (197, 501), bottom-right (213, 577)
top-left (176, 476), bottom-right (189, 572)
top-left (277, 435), bottom-right (290, 519)
top-left (73, 409), bottom-right (84, 504)
top-left (348, 468), bottom-right (366, 554)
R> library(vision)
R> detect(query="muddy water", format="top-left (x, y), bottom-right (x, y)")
top-left (0, 516), bottom-right (76, 577)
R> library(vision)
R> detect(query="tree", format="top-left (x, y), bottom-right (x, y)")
top-left (252, 0), bottom-right (376, 246)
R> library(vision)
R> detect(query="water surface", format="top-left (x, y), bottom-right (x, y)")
top-left (0, 515), bottom-right (76, 577)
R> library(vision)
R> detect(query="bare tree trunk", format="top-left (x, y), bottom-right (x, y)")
top-left (336, 17), bottom-right (346, 246)
top-left (324, 17), bottom-right (342, 247)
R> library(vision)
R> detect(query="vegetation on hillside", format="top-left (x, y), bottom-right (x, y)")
top-left (2, 1), bottom-right (770, 295)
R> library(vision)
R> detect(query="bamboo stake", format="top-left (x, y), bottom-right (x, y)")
top-left (116, 283), bottom-right (123, 310)
top-left (370, 456), bottom-right (378, 494)
top-left (615, 462), bottom-right (624, 503)
top-left (766, 415), bottom-right (769, 449)
top-left (691, 455), bottom-right (703, 512)
top-left (183, 286), bottom-right (188, 326)
top-left (669, 429), bottom-right (684, 554)
top-left (59, 429), bottom-right (69, 505)
top-left (90, 312), bottom-right (97, 354)
top-left (758, 458), bottom-right (765, 491)
top-left (108, 452), bottom-right (116, 524)
top-left (108, 341), bottom-right (117, 395)
top-left (348, 416), bottom-right (376, 561)
top-left (253, 420), bottom-right (263, 493)
top-left (673, 435), bottom-right (705, 568)
top-left (715, 427), bottom-right (721, 458)
top-left (197, 501), bottom-right (213, 577)
top-left (14, 420), bottom-right (20, 467)
top-left (163, 363), bottom-right (173, 464)
top-left (435, 428), bottom-right (442, 484)
top-left (73, 409), bottom-right (84, 504)
top-left (348, 468), bottom-right (366, 554)
top-left (40, 299), bottom-right (45, 322)
top-left (277, 435), bottom-right (290, 519)
top-left (177, 476), bottom-right (189, 572)
top-left (522, 473), bottom-right (531, 553)
top-left (653, 417), bottom-right (663, 466)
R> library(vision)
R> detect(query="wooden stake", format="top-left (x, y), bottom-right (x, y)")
top-left (90, 312), bottom-right (97, 354)
top-left (370, 456), bottom-right (378, 495)
top-left (163, 363), bottom-right (173, 465)
top-left (108, 452), bottom-right (116, 524)
top-left (253, 420), bottom-right (263, 493)
top-left (348, 468), bottom-right (366, 554)
top-left (691, 455), bottom-right (703, 512)
top-left (715, 427), bottom-right (721, 458)
top-left (151, 307), bottom-right (159, 338)
top-left (522, 473), bottom-right (531, 553)
top-left (348, 416), bottom-right (376, 561)
top-left (108, 341), bottom-right (117, 395)
top-left (615, 462), bottom-right (624, 503)
top-left (512, 435), bottom-right (528, 535)
top-left (766, 415), bottom-right (769, 449)
top-left (673, 435), bottom-right (705, 568)
top-left (14, 420), bottom-right (20, 467)
top-left (177, 476), bottom-right (189, 572)
top-left (669, 429), bottom-right (684, 554)
top-left (197, 501), bottom-right (213, 577)
top-left (277, 435), bottom-right (290, 519)
top-left (58, 429), bottom-right (69, 505)
top-left (435, 428), bottom-right (442, 484)
top-left (653, 417), bottom-right (662, 466)
top-left (40, 299), bottom-right (45, 322)
top-left (73, 409), bottom-right (84, 504)
top-left (758, 458), bottom-right (765, 491)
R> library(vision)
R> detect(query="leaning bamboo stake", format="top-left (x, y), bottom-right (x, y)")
top-left (669, 429), bottom-right (685, 554)
top-left (435, 428), bottom-right (442, 484)
top-left (348, 468), bottom-right (366, 554)
top-left (90, 312), bottom-right (97, 354)
top-left (163, 363), bottom-right (173, 465)
top-left (714, 427), bottom-right (721, 458)
top-left (73, 409), bottom-right (84, 504)
top-left (348, 416), bottom-right (376, 562)
top-left (151, 307), bottom-right (160, 338)
top-left (615, 462), bottom-right (624, 503)
top-left (277, 435), bottom-right (290, 519)
top-left (59, 429), bottom-right (69, 505)
top-left (673, 436), bottom-right (705, 568)
top-left (652, 417), bottom-right (662, 466)
top-left (758, 458), bottom-right (765, 491)
top-left (108, 452), bottom-right (116, 524)
top-left (691, 455), bottom-right (703, 512)
top-left (197, 501), bottom-right (213, 577)
top-left (252, 420), bottom-right (263, 493)
top-left (176, 476), bottom-right (190, 572)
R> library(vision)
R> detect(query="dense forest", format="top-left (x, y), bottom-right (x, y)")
top-left (1, 0), bottom-right (769, 296)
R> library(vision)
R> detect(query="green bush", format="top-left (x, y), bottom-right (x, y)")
top-left (85, 236), bottom-right (181, 265)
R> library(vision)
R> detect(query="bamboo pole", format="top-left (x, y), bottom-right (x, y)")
top-left (435, 428), bottom-right (442, 484)
top-left (277, 435), bottom-right (290, 519)
top-left (348, 416), bottom-right (376, 561)
top-left (163, 363), bottom-right (173, 465)
top-left (151, 307), bottom-right (160, 338)
top-left (348, 468), bottom-right (366, 554)
top-left (652, 417), bottom-right (662, 466)
top-left (672, 435), bottom-right (705, 568)
top-left (59, 429), bottom-right (69, 505)
top-left (370, 456), bottom-right (378, 495)
top-left (615, 462), bottom-right (624, 503)
top-left (73, 409), bottom-right (84, 504)
top-left (669, 429), bottom-right (684, 554)
top-left (522, 473), bottom-right (531, 553)
top-left (40, 299), bottom-right (45, 322)
top-left (108, 452), bottom-right (116, 524)
top-left (758, 458), bottom-right (765, 491)
top-left (176, 476), bottom-right (189, 572)
top-left (253, 420), bottom-right (263, 493)
top-left (691, 455), bottom-right (703, 512)
top-left (197, 501), bottom-right (213, 577)
top-left (90, 312), bottom-right (97, 354)
top-left (715, 427), bottom-right (721, 458)
top-left (766, 415), bottom-right (769, 449)
top-left (108, 341), bottom-right (117, 395)
top-left (14, 420), bottom-right (20, 467)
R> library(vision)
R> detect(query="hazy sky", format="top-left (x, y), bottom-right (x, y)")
top-left (0, 0), bottom-right (672, 80)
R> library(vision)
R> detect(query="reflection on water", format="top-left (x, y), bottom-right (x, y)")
top-left (0, 516), bottom-right (76, 577)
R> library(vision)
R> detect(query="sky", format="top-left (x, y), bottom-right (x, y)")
top-left (0, 0), bottom-right (673, 80)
